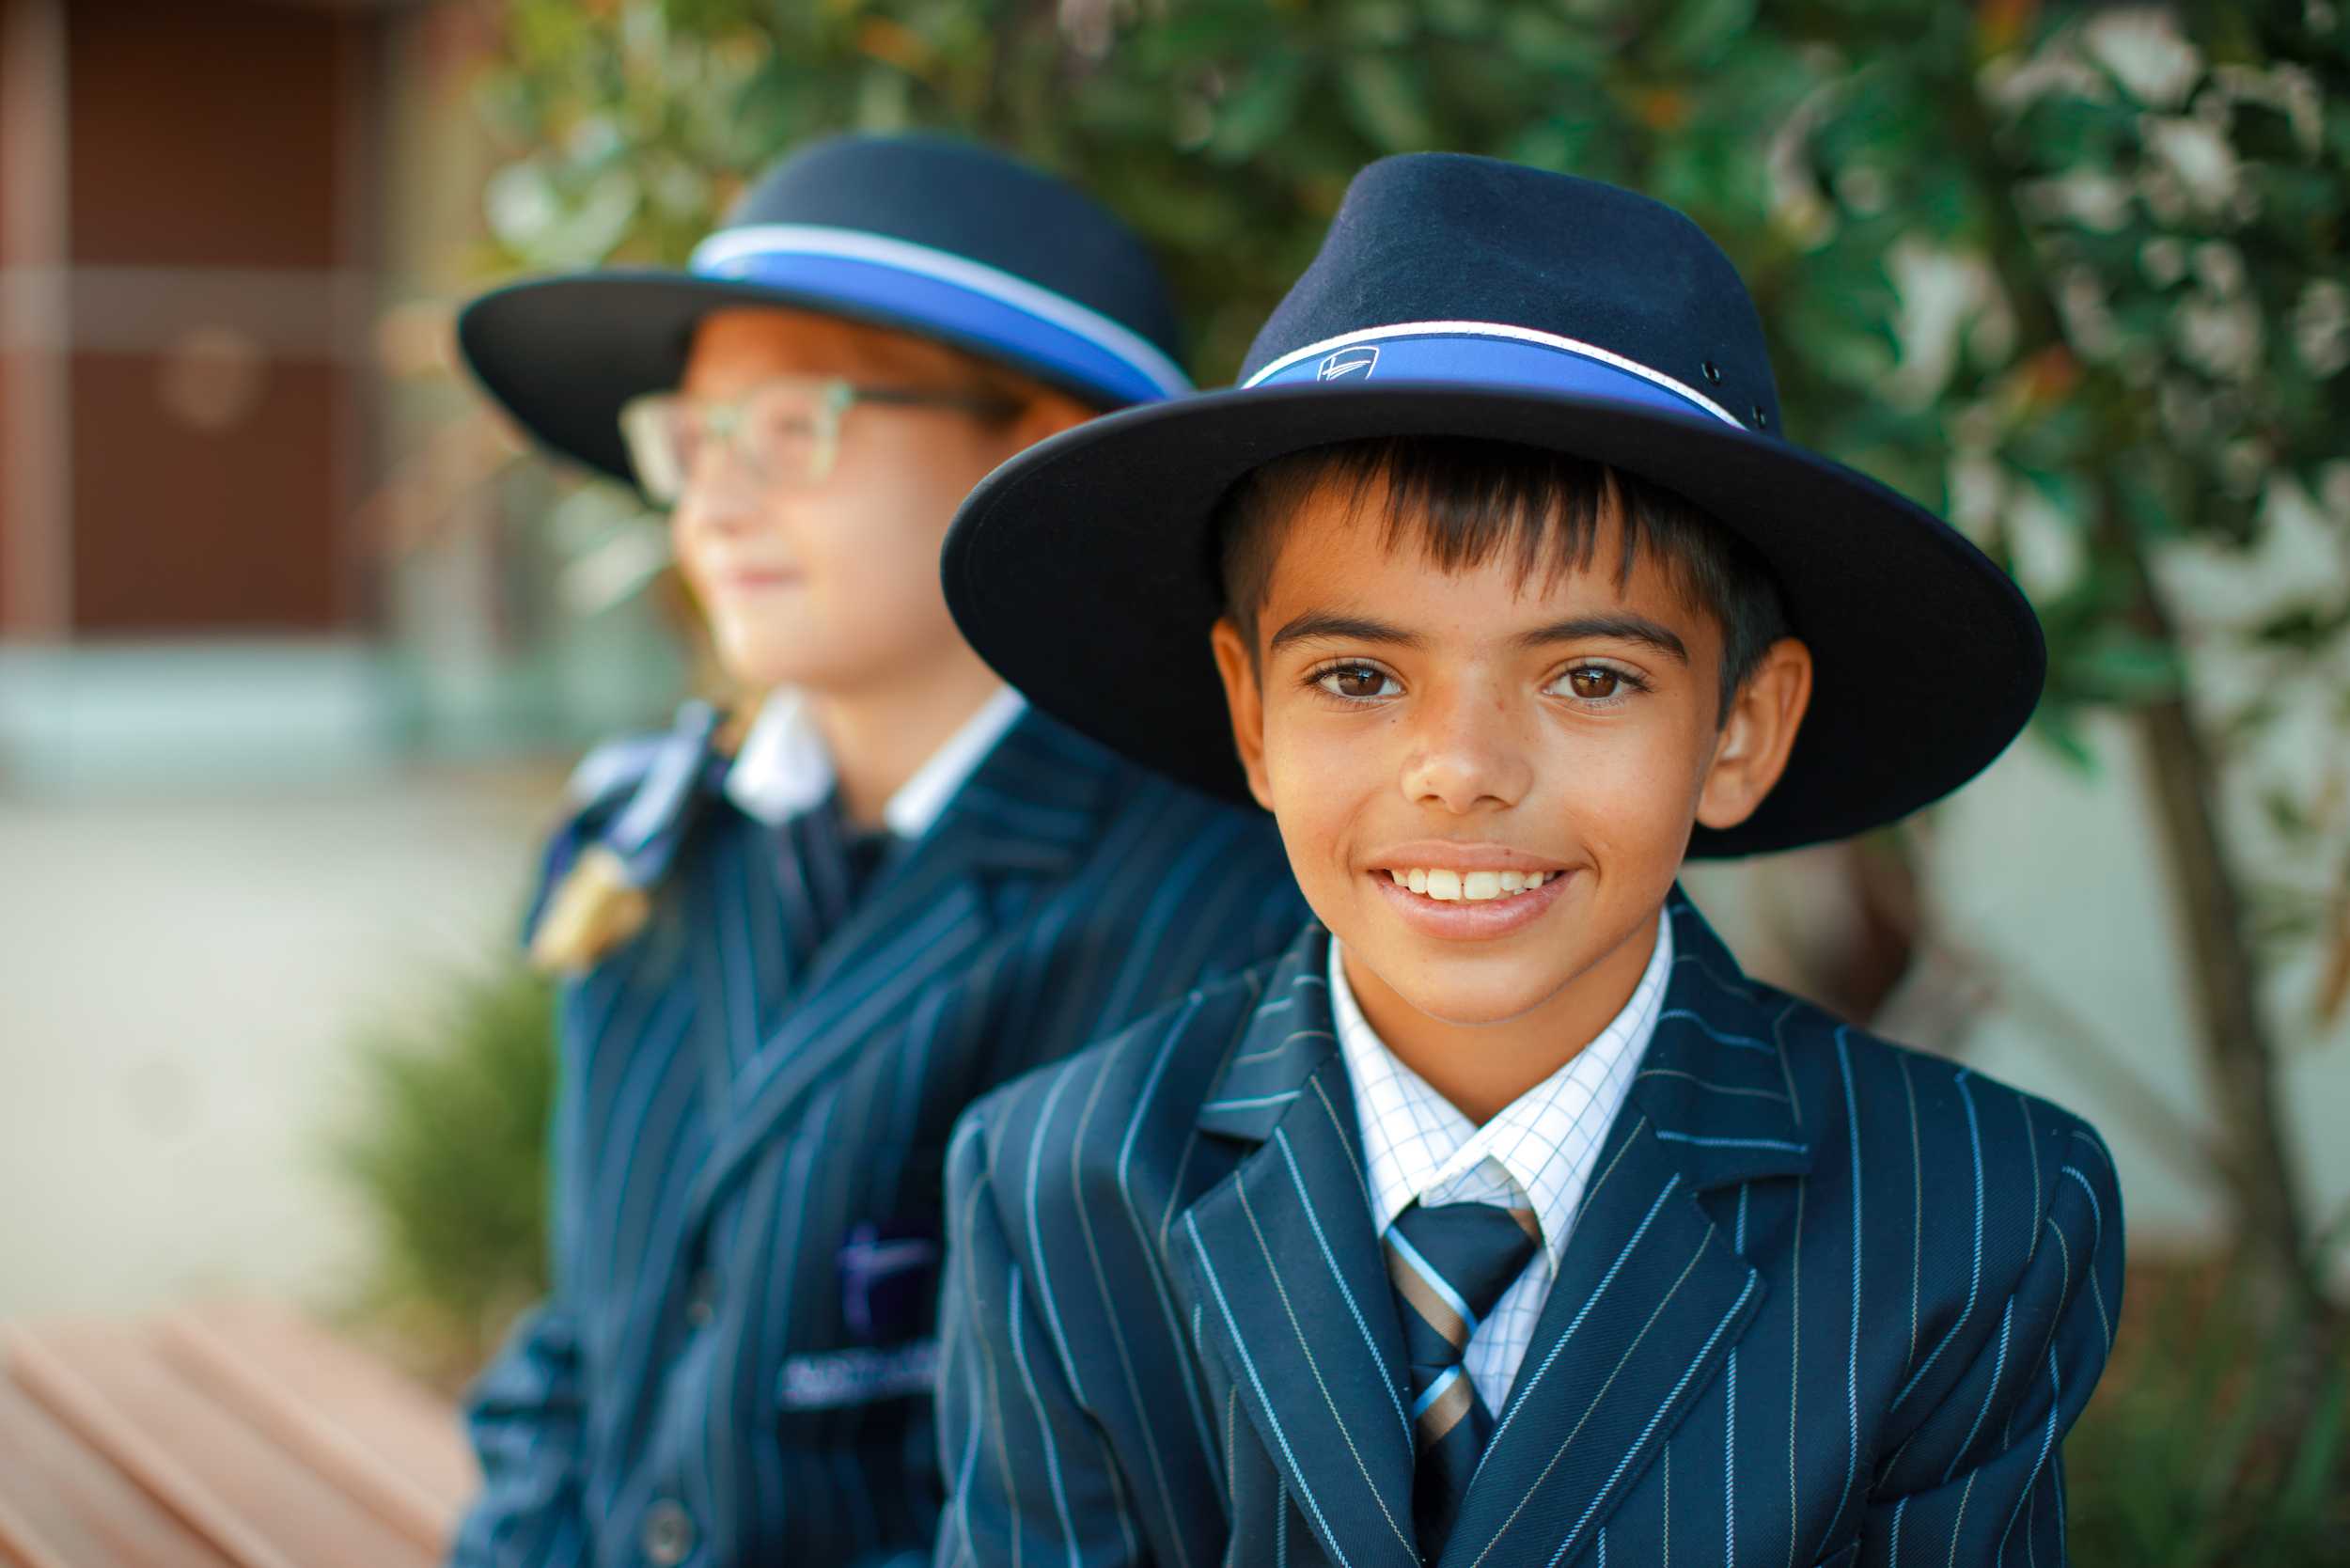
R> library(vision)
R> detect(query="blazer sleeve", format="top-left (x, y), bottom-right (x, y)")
top-left (933, 1113), bottom-right (1145, 1568)
top-left (448, 1301), bottom-right (590, 1567)
top-left (447, 974), bottom-right (597, 1568)
top-left (1856, 1121), bottom-right (2124, 1567)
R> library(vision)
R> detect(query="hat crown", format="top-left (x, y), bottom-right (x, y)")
top-left (1244, 154), bottom-right (1780, 432)
top-left (716, 133), bottom-right (1184, 366)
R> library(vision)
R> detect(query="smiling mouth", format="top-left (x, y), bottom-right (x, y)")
top-left (1380, 868), bottom-right (1555, 902)
top-left (713, 567), bottom-right (802, 589)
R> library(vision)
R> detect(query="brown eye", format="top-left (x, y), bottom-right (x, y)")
top-left (1567, 667), bottom-right (1621, 700)
top-left (1317, 664), bottom-right (1396, 700)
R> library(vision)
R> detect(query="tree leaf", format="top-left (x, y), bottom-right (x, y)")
top-left (1336, 52), bottom-right (1435, 152)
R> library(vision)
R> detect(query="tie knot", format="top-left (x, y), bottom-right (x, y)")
top-left (773, 794), bottom-right (897, 974)
top-left (1385, 1200), bottom-right (1541, 1354)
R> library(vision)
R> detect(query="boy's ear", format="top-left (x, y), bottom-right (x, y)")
top-left (1209, 617), bottom-right (1277, 812)
top-left (1696, 636), bottom-right (1813, 833)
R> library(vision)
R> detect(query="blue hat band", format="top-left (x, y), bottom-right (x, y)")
top-left (691, 225), bottom-right (1190, 407)
top-left (1243, 322), bottom-right (1746, 430)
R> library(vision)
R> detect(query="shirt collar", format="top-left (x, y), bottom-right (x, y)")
top-left (1327, 908), bottom-right (1675, 1272)
top-left (723, 685), bottom-right (1028, 838)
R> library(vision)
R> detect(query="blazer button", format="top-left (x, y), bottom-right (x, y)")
top-left (641, 1498), bottom-right (696, 1565)
top-left (683, 1270), bottom-right (718, 1327)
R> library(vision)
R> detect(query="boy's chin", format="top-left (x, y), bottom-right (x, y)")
top-left (1355, 948), bottom-right (1587, 1032)
top-left (712, 628), bottom-right (853, 693)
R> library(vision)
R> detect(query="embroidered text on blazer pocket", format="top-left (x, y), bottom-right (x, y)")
top-left (777, 1340), bottom-right (942, 1412)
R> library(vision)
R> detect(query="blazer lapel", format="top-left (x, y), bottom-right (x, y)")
top-left (688, 711), bottom-right (1114, 1227)
top-left (1438, 893), bottom-right (1809, 1568)
top-left (1174, 928), bottom-right (1423, 1568)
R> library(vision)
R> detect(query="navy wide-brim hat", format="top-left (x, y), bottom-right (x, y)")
top-left (943, 153), bottom-right (2046, 858)
top-left (458, 133), bottom-right (1191, 484)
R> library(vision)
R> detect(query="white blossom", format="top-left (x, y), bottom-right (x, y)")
top-left (2083, 6), bottom-right (2204, 109)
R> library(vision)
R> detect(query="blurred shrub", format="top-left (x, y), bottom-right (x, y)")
top-left (332, 959), bottom-right (555, 1383)
top-left (2066, 1263), bottom-right (2350, 1565)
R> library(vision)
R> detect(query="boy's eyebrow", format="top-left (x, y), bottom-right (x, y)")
top-left (1266, 611), bottom-right (1428, 654)
top-left (1513, 614), bottom-right (1690, 663)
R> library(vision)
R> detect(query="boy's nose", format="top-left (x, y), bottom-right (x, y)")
top-left (1398, 695), bottom-right (1532, 814)
top-left (675, 463), bottom-right (771, 539)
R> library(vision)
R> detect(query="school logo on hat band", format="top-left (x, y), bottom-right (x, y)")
top-left (1252, 320), bottom-right (1744, 429)
top-left (692, 224), bottom-right (1193, 406)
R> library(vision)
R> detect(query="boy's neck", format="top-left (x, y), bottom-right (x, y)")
top-left (1341, 909), bottom-right (1663, 1126)
top-left (806, 649), bottom-right (1008, 829)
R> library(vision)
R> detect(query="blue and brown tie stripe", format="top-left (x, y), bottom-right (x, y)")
top-left (1384, 1200), bottom-right (1540, 1558)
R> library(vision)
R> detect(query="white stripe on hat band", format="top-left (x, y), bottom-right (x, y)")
top-left (1242, 319), bottom-right (1743, 428)
top-left (690, 223), bottom-right (1193, 397)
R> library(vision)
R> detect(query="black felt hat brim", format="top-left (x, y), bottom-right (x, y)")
top-left (459, 269), bottom-right (1127, 487)
top-left (943, 382), bottom-right (2045, 858)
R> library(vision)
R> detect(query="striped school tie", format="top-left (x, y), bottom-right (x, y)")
top-left (776, 792), bottom-right (893, 973)
top-left (1384, 1200), bottom-right (1540, 1558)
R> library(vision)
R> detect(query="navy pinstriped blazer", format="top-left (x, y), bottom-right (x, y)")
top-left (451, 708), bottom-right (1306, 1568)
top-left (935, 895), bottom-right (2124, 1568)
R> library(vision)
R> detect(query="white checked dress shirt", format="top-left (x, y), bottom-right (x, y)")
top-left (1329, 908), bottom-right (1674, 1414)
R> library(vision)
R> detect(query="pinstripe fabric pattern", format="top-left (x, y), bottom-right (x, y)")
top-left (451, 708), bottom-right (1306, 1568)
top-left (934, 892), bottom-right (2124, 1568)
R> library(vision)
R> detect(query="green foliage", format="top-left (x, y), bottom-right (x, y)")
top-left (331, 959), bottom-right (556, 1378)
top-left (2066, 1265), bottom-right (2350, 1565)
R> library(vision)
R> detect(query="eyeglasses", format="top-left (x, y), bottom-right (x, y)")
top-left (617, 376), bottom-right (1021, 504)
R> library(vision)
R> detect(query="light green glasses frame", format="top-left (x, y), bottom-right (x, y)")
top-left (618, 375), bottom-right (1019, 504)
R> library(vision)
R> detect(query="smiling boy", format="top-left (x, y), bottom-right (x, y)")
top-left (929, 155), bottom-right (2122, 1568)
top-left (446, 135), bottom-right (1305, 1568)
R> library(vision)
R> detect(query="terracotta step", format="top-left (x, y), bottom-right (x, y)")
top-left (155, 1301), bottom-right (474, 1551)
top-left (3, 1321), bottom-right (438, 1568)
top-left (0, 1378), bottom-right (238, 1568)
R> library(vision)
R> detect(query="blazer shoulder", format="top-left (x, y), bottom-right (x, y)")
top-left (1757, 983), bottom-right (2122, 1337)
top-left (1042, 763), bottom-right (1305, 972)
top-left (1804, 995), bottom-right (2106, 1155)
top-left (1762, 983), bottom-right (2113, 1174)
top-left (524, 702), bottom-right (741, 974)
top-left (950, 958), bottom-right (1280, 1222)
top-left (1093, 760), bottom-right (1292, 863)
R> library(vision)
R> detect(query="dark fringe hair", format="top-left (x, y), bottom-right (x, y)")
top-left (1214, 435), bottom-right (1791, 720)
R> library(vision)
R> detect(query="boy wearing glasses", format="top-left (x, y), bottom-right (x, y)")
top-left (447, 134), bottom-right (1303, 1568)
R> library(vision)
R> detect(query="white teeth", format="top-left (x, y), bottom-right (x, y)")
top-left (1382, 867), bottom-right (1557, 898)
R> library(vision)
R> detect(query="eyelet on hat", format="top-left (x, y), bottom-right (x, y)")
top-left (1702, 361), bottom-right (1723, 384)
top-left (1752, 405), bottom-right (1769, 428)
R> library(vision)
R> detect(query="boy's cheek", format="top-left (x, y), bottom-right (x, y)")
top-left (1259, 732), bottom-right (1378, 906)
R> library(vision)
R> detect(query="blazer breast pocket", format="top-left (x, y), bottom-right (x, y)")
top-left (776, 1339), bottom-right (941, 1412)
